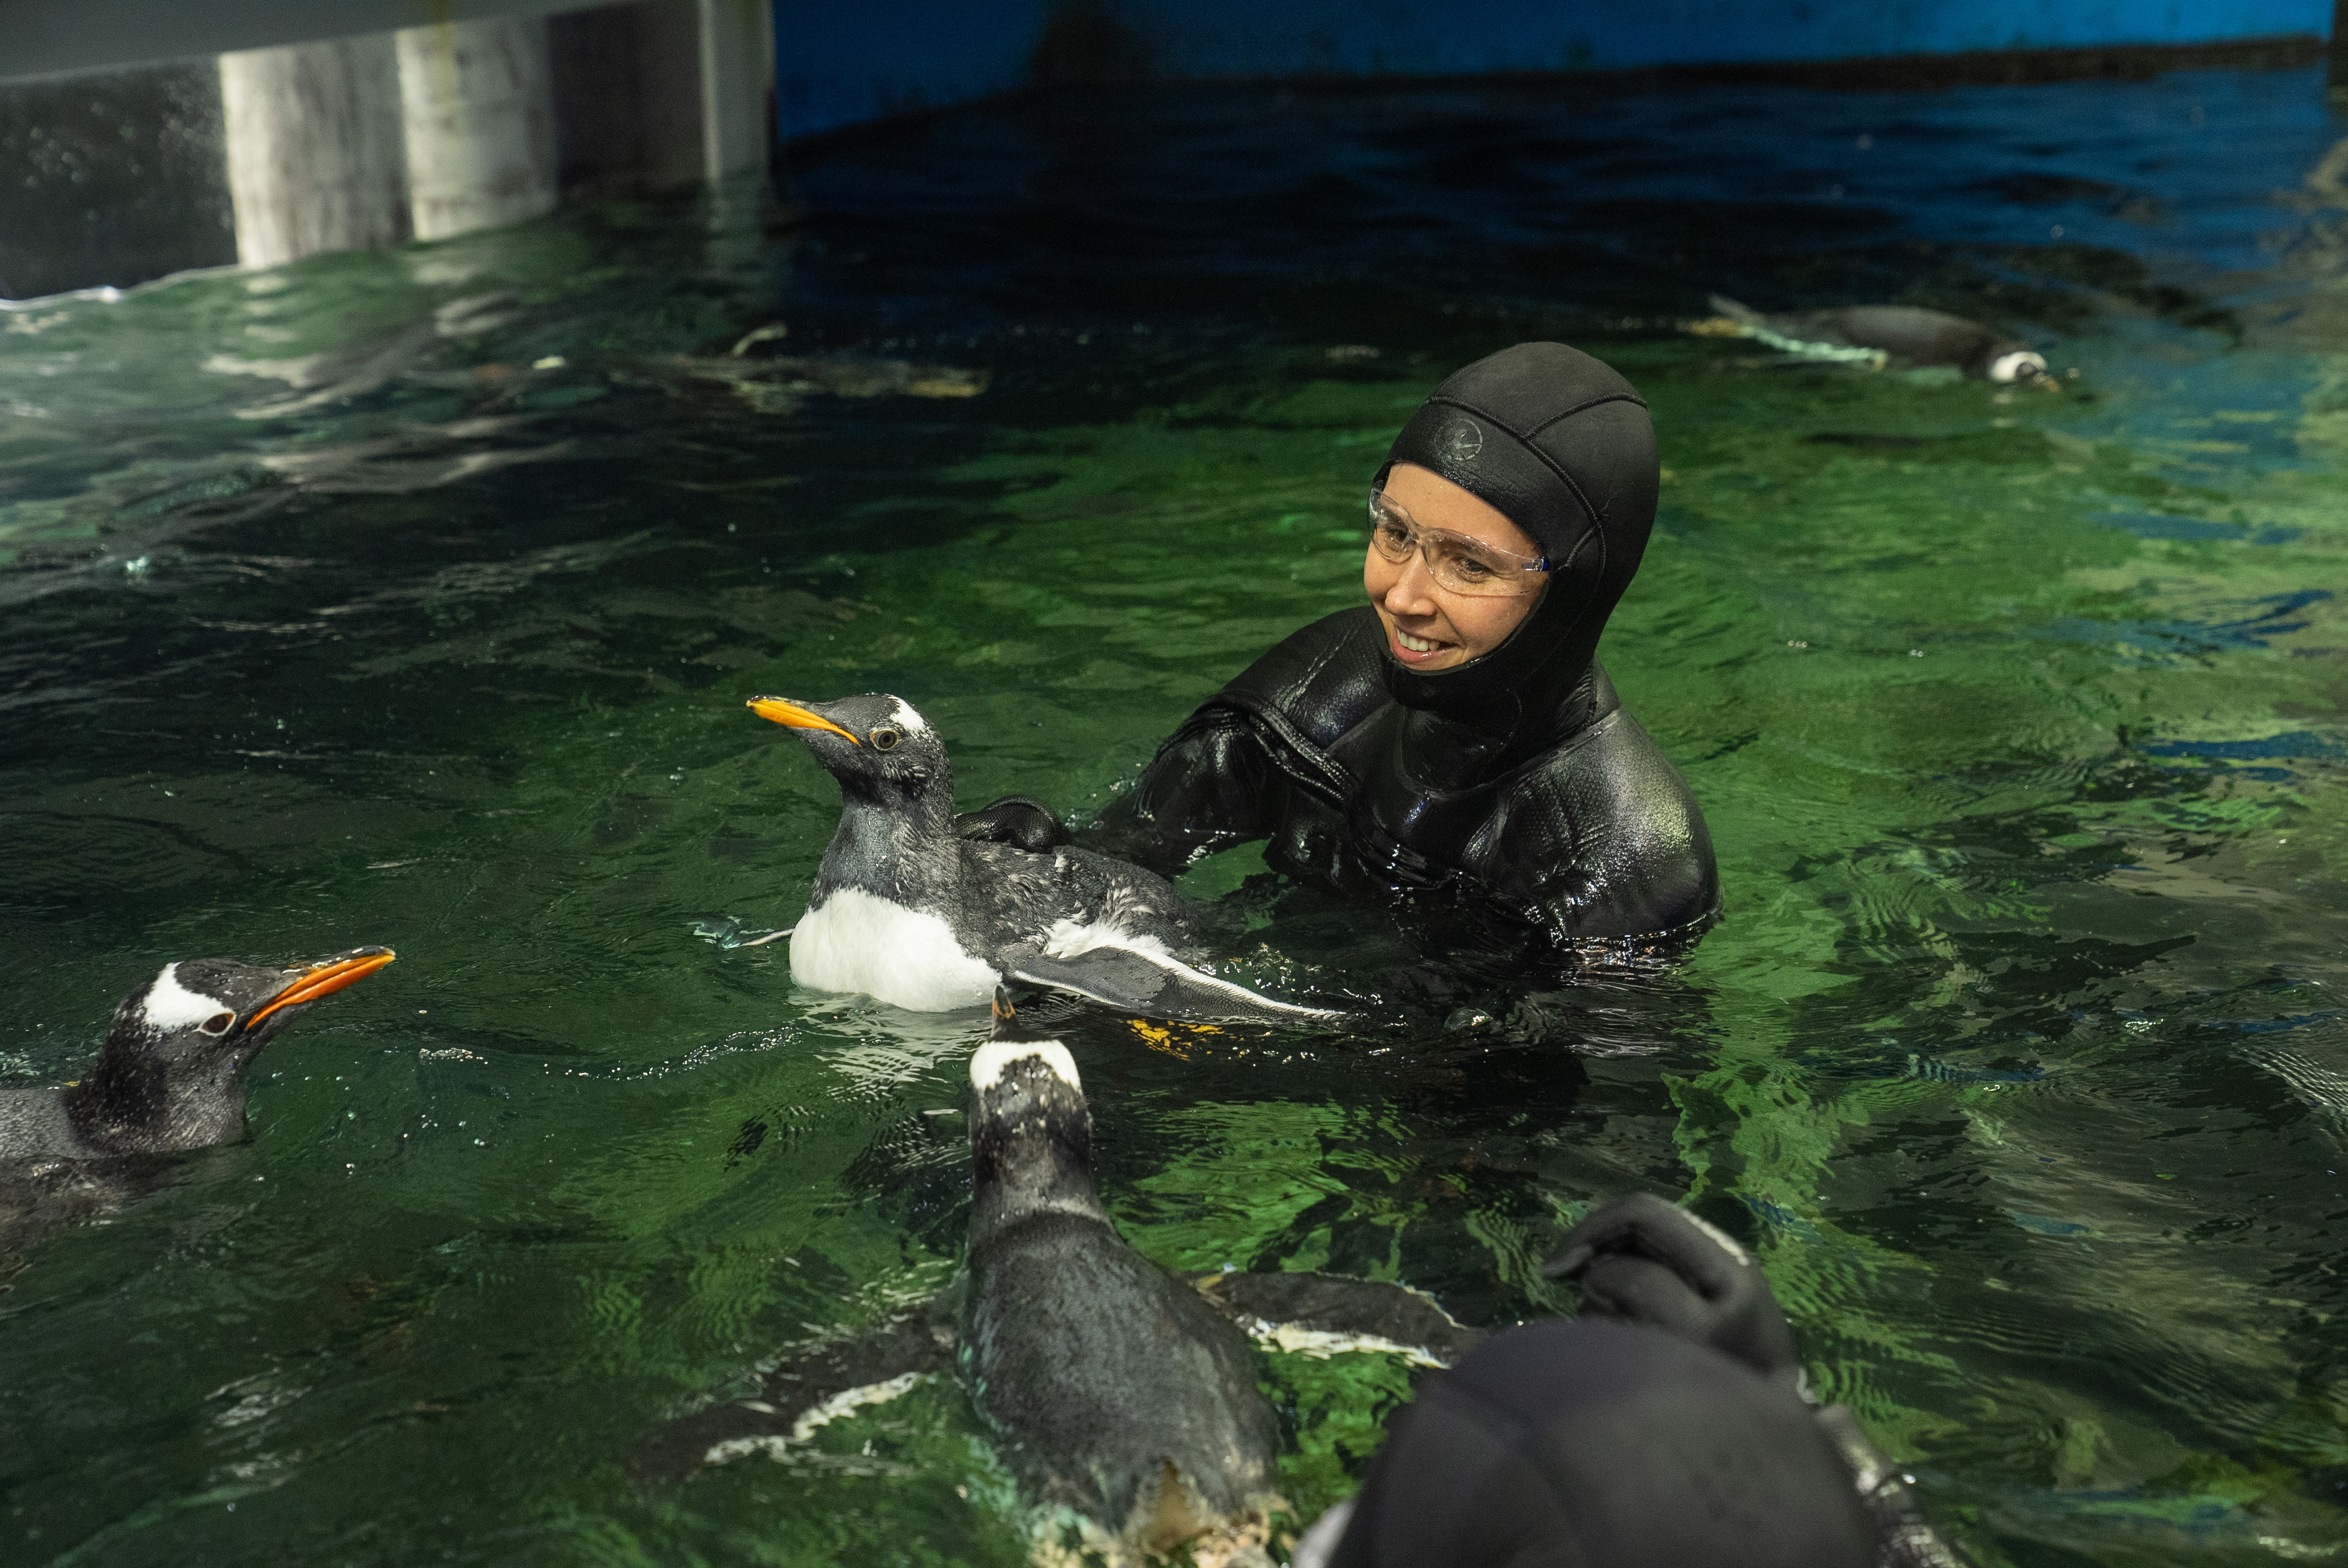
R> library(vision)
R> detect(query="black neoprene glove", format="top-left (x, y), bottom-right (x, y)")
top-left (954, 795), bottom-right (1070, 854)
top-left (1546, 1194), bottom-right (1974, 1567)
top-left (1542, 1190), bottom-right (1803, 1386)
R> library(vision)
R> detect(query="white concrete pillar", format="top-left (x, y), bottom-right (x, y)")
top-left (218, 35), bottom-right (407, 269)
top-left (395, 16), bottom-right (558, 242)
top-left (639, 0), bottom-right (709, 189)
top-left (698, 0), bottom-right (773, 183)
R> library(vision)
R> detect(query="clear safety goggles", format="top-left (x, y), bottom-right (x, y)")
top-left (1367, 492), bottom-right (1551, 597)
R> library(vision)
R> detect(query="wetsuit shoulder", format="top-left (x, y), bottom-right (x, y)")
top-left (1213, 606), bottom-right (1389, 748)
top-left (1470, 706), bottom-right (1721, 943)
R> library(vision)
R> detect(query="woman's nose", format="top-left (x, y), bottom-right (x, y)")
top-left (1383, 555), bottom-right (1438, 613)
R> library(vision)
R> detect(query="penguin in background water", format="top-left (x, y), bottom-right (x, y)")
top-left (1697, 295), bottom-right (2057, 385)
top-left (0, 948), bottom-right (397, 1269)
top-left (632, 987), bottom-right (1481, 1564)
top-left (745, 693), bottom-right (1338, 1025)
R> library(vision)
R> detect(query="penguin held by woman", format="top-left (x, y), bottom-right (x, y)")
top-left (748, 693), bottom-right (1335, 1023)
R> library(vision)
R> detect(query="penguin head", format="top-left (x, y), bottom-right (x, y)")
top-left (967, 986), bottom-right (1104, 1239)
top-left (747, 693), bottom-right (950, 802)
top-left (101, 948), bottom-right (398, 1066)
top-left (81, 948), bottom-right (397, 1144)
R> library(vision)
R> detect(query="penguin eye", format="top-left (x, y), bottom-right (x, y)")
top-left (198, 1010), bottom-right (236, 1036)
top-left (869, 728), bottom-right (901, 751)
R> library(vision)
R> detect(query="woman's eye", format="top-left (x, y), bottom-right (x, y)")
top-left (200, 1010), bottom-right (235, 1036)
top-left (871, 728), bottom-right (901, 751)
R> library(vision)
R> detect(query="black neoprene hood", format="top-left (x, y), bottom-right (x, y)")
top-left (1377, 343), bottom-right (1659, 730)
top-left (1327, 1319), bottom-right (1875, 1568)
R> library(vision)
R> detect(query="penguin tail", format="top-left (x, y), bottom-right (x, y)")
top-left (1004, 945), bottom-right (1342, 1028)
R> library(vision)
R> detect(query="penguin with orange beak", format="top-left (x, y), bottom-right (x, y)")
top-left (747, 692), bottom-right (1334, 1023)
top-left (0, 947), bottom-right (397, 1162)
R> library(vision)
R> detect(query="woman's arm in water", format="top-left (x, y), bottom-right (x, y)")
top-left (1073, 703), bottom-right (1282, 876)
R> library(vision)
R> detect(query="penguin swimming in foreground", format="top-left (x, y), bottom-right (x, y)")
top-left (1698, 295), bottom-right (2055, 385)
top-left (0, 948), bottom-right (396, 1270)
top-left (746, 692), bottom-right (1338, 1024)
top-left (633, 987), bottom-right (1481, 1564)
top-left (957, 991), bottom-right (1286, 1561)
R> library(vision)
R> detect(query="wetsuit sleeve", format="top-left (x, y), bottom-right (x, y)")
top-left (1078, 608), bottom-right (1385, 877)
top-left (1075, 703), bottom-right (1281, 876)
top-left (1481, 711), bottom-right (1722, 948)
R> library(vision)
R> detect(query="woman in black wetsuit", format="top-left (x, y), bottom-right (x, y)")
top-left (1082, 342), bottom-right (1718, 961)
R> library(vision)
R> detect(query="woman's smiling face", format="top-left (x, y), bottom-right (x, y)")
top-left (1363, 462), bottom-right (1548, 672)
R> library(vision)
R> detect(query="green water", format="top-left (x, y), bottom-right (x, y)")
top-left (4, 66), bottom-right (2348, 1566)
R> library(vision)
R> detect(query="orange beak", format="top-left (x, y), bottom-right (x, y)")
top-left (747, 696), bottom-right (860, 744)
top-left (247, 949), bottom-right (398, 1029)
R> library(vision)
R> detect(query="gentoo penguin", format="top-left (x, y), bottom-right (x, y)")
top-left (956, 991), bottom-right (1286, 1561)
top-left (747, 692), bottom-right (1337, 1023)
top-left (1700, 295), bottom-right (2055, 385)
top-left (0, 948), bottom-right (396, 1272)
top-left (633, 988), bottom-right (1481, 1564)
top-left (0, 948), bottom-right (397, 1162)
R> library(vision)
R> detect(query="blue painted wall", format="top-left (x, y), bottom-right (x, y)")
top-left (773, 0), bottom-right (2333, 140)
top-left (776, 0), bottom-right (1049, 140)
top-left (1115, 0), bottom-right (2330, 77)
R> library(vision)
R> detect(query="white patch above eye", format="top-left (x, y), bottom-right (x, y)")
top-left (885, 697), bottom-right (929, 736)
top-left (1989, 349), bottom-right (2047, 383)
top-left (141, 962), bottom-right (235, 1031)
top-left (970, 1038), bottom-right (1080, 1093)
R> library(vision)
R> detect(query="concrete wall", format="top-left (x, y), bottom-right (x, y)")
top-left (3, 0), bottom-right (773, 300)
top-left (772, 0), bottom-right (2336, 140)
top-left (0, 63), bottom-right (236, 301)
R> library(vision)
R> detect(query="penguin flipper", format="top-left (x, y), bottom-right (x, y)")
top-left (628, 1300), bottom-right (955, 1484)
top-left (1194, 1270), bottom-right (1486, 1368)
top-left (1004, 945), bottom-right (1342, 1026)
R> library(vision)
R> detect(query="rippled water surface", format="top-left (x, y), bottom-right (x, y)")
top-left (4, 64), bottom-right (2347, 1567)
